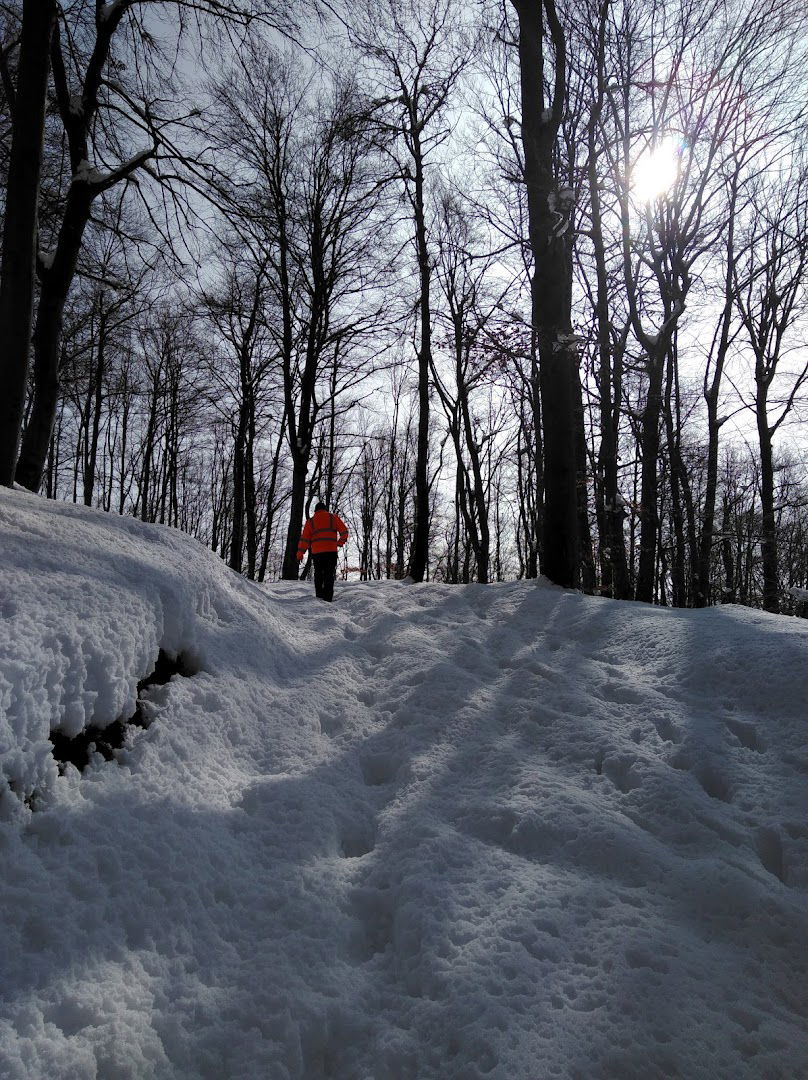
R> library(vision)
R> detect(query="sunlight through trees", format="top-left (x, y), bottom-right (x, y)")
top-left (1, 0), bottom-right (807, 609)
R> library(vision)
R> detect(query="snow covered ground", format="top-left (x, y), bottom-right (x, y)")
top-left (1, 485), bottom-right (807, 1080)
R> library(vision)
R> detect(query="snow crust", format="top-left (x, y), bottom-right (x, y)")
top-left (1, 486), bottom-right (808, 1078)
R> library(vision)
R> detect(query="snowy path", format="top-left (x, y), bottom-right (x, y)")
top-left (275, 583), bottom-right (808, 1079)
top-left (1, 488), bottom-right (808, 1078)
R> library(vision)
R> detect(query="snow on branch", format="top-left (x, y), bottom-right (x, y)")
top-left (71, 147), bottom-right (156, 193)
top-left (552, 330), bottom-right (586, 353)
top-left (97, 1), bottom-right (129, 25)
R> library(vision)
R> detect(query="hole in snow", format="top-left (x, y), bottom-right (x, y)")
top-left (602, 754), bottom-right (642, 794)
top-left (360, 753), bottom-right (400, 786)
top-left (49, 649), bottom-right (198, 774)
top-left (693, 762), bottom-right (733, 803)
top-left (653, 715), bottom-right (681, 744)
top-left (340, 822), bottom-right (376, 858)
top-left (724, 718), bottom-right (765, 753)
top-left (755, 826), bottom-right (786, 884)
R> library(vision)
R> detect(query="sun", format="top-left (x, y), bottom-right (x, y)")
top-left (633, 137), bottom-right (681, 202)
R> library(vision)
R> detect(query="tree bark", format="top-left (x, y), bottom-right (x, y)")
top-left (84, 300), bottom-right (107, 506)
top-left (587, 0), bottom-right (630, 598)
top-left (229, 410), bottom-right (246, 573)
top-left (408, 131), bottom-right (432, 583)
top-left (0, 0), bottom-right (57, 486)
top-left (757, 389), bottom-right (779, 613)
top-left (634, 348), bottom-right (665, 603)
top-left (511, 0), bottom-right (580, 589)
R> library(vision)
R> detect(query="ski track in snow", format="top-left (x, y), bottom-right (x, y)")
top-left (1, 486), bottom-right (807, 1079)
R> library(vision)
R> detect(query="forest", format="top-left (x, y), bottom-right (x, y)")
top-left (1, 0), bottom-right (807, 611)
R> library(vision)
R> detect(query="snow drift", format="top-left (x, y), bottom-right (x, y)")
top-left (1, 486), bottom-right (807, 1079)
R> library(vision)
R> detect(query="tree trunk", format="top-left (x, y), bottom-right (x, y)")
top-left (0, 0), bottom-right (57, 486)
top-left (696, 175), bottom-right (738, 607)
top-left (258, 411), bottom-right (287, 583)
top-left (283, 454), bottom-right (309, 579)
top-left (139, 373), bottom-right (161, 523)
top-left (409, 136), bottom-right (432, 583)
top-left (512, 0), bottom-right (580, 589)
top-left (663, 349), bottom-right (687, 607)
top-left (245, 406), bottom-right (257, 580)
top-left (721, 497), bottom-right (735, 603)
top-left (15, 180), bottom-right (95, 491)
top-left (757, 406), bottom-right (779, 613)
top-left (229, 413), bottom-right (246, 573)
top-left (84, 302), bottom-right (107, 506)
top-left (118, 374), bottom-right (132, 516)
top-left (575, 374), bottom-right (596, 594)
top-left (458, 389), bottom-right (490, 585)
top-left (587, 13), bottom-right (630, 598)
top-left (634, 349), bottom-right (665, 603)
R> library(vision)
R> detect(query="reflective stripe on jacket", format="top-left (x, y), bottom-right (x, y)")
top-left (297, 510), bottom-right (348, 560)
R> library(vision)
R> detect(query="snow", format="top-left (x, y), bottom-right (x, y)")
top-left (71, 149), bottom-right (152, 191)
top-left (72, 160), bottom-right (109, 187)
top-left (97, 1), bottom-right (127, 24)
top-left (1, 484), bottom-right (808, 1079)
top-left (553, 331), bottom-right (586, 353)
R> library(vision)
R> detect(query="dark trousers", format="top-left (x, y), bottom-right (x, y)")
top-left (313, 551), bottom-right (338, 601)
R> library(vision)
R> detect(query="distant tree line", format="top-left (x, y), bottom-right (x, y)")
top-left (1, 0), bottom-right (807, 613)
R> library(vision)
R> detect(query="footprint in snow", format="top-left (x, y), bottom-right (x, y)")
top-left (600, 753), bottom-right (643, 794)
top-left (318, 709), bottom-right (344, 737)
top-left (755, 826), bottom-right (786, 884)
top-left (360, 752), bottom-right (400, 787)
top-left (724, 717), bottom-right (765, 752)
top-left (670, 752), bottom-right (733, 803)
top-left (348, 884), bottom-right (396, 962)
top-left (598, 680), bottom-right (646, 705)
top-left (652, 715), bottom-right (682, 744)
top-left (340, 820), bottom-right (376, 859)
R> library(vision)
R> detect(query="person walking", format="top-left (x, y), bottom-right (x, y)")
top-left (297, 502), bottom-right (349, 602)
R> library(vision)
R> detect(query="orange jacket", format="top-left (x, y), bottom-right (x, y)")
top-left (297, 509), bottom-right (348, 561)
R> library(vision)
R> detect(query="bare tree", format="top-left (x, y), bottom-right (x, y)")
top-left (431, 188), bottom-right (512, 582)
top-left (597, 0), bottom-right (806, 602)
top-left (509, 0), bottom-right (581, 589)
top-left (9, 0), bottom-right (296, 493)
top-left (198, 244), bottom-right (274, 577)
top-left (733, 165), bottom-right (808, 613)
top-left (579, 0), bottom-right (631, 598)
top-left (209, 44), bottom-right (387, 579)
top-left (351, 0), bottom-right (473, 583)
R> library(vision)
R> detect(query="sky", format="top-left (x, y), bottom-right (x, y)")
top-left (1, 485), bottom-right (807, 1079)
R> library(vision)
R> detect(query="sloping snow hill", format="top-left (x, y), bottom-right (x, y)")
top-left (1, 485), bottom-right (807, 1080)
